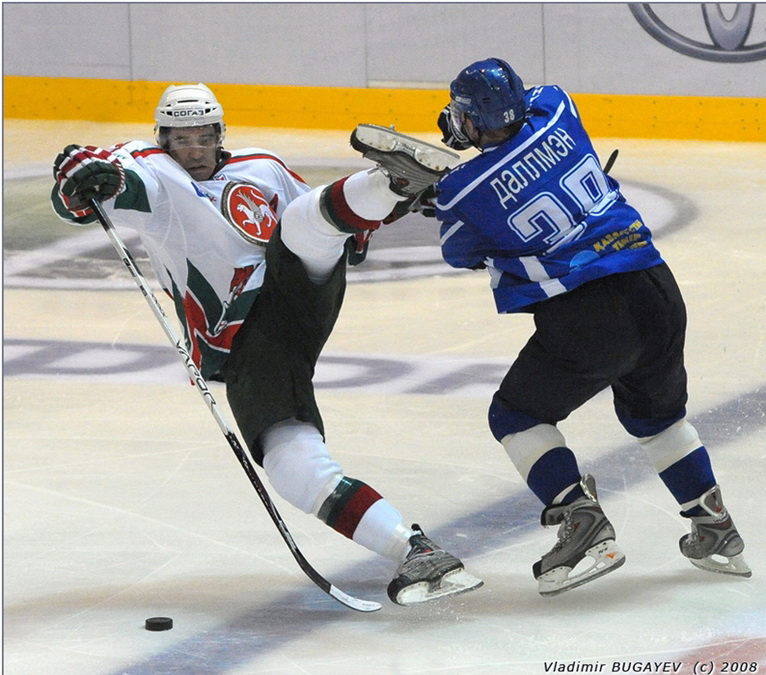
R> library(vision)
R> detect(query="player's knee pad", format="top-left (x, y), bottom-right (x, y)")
top-left (637, 419), bottom-right (702, 473)
top-left (261, 418), bottom-right (344, 514)
top-left (615, 406), bottom-right (686, 438)
top-left (500, 423), bottom-right (568, 482)
top-left (488, 395), bottom-right (544, 442)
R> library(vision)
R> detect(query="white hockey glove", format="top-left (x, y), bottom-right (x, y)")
top-left (54, 144), bottom-right (125, 217)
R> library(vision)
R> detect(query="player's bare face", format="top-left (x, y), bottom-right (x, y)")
top-left (165, 126), bottom-right (220, 180)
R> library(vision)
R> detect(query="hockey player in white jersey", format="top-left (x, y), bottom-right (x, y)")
top-left (50, 83), bottom-right (482, 606)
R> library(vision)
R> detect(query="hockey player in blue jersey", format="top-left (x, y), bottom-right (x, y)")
top-left (435, 57), bottom-right (751, 595)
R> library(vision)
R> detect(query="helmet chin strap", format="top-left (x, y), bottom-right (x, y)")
top-left (461, 116), bottom-right (485, 150)
top-left (212, 149), bottom-right (230, 174)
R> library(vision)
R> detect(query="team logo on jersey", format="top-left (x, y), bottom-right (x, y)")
top-left (220, 182), bottom-right (278, 246)
top-left (630, 3), bottom-right (766, 62)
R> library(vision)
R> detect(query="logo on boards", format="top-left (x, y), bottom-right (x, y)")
top-left (630, 3), bottom-right (766, 62)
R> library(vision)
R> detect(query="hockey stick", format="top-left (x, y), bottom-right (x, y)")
top-left (89, 199), bottom-right (382, 613)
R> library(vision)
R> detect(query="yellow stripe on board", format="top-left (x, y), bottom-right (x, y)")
top-left (4, 76), bottom-right (764, 142)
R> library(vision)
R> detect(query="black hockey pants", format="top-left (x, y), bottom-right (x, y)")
top-left (222, 225), bottom-right (347, 465)
top-left (493, 263), bottom-right (689, 437)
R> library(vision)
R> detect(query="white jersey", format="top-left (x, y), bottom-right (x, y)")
top-left (61, 140), bottom-right (311, 376)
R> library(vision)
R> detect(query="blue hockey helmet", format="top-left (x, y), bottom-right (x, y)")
top-left (449, 58), bottom-right (527, 134)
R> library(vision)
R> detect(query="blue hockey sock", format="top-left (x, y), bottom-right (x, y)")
top-left (658, 446), bottom-right (716, 515)
top-left (527, 447), bottom-right (585, 507)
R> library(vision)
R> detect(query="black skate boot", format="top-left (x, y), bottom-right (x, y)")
top-left (350, 124), bottom-right (460, 197)
top-left (534, 474), bottom-right (626, 596)
top-left (387, 524), bottom-right (483, 606)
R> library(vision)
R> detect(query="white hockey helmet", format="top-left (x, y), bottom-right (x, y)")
top-left (154, 83), bottom-right (226, 149)
top-left (154, 83), bottom-right (223, 127)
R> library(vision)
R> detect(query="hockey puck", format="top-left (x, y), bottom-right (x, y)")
top-left (145, 617), bottom-right (173, 631)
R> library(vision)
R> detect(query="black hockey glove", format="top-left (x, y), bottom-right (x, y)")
top-left (54, 144), bottom-right (125, 216)
top-left (381, 184), bottom-right (440, 224)
top-left (437, 105), bottom-right (472, 151)
top-left (409, 184), bottom-right (438, 218)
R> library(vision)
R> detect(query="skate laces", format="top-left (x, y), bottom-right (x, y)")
top-left (540, 486), bottom-right (607, 562)
top-left (393, 524), bottom-right (461, 582)
top-left (387, 525), bottom-right (482, 605)
top-left (545, 502), bottom-right (592, 559)
top-left (405, 525), bottom-right (439, 560)
top-left (551, 510), bottom-right (576, 551)
top-left (552, 474), bottom-right (600, 547)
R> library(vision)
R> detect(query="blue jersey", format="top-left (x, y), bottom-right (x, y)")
top-left (436, 85), bottom-right (665, 313)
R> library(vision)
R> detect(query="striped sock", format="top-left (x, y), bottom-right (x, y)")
top-left (316, 476), bottom-right (384, 539)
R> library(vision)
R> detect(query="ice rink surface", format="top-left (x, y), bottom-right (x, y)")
top-left (4, 120), bottom-right (765, 674)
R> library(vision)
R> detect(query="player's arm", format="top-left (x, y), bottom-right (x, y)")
top-left (51, 143), bottom-right (153, 225)
top-left (437, 205), bottom-right (487, 270)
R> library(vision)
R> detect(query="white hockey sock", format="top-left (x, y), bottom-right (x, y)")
top-left (342, 168), bottom-right (406, 220)
top-left (351, 502), bottom-right (413, 563)
top-left (279, 169), bottom-right (405, 284)
top-left (260, 418), bottom-right (413, 562)
top-left (639, 419), bottom-right (703, 473)
top-left (261, 418), bottom-right (344, 514)
top-left (280, 188), bottom-right (347, 284)
top-left (500, 423), bottom-right (568, 482)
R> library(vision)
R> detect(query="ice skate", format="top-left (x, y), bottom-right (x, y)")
top-left (387, 524), bottom-right (483, 606)
top-left (351, 124), bottom-right (460, 197)
top-left (680, 484), bottom-right (751, 577)
top-left (534, 474), bottom-right (625, 597)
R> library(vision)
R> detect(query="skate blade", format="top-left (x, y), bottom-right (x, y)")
top-left (353, 124), bottom-right (460, 172)
top-left (689, 552), bottom-right (752, 578)
top-left (538, 539), bottom-right (626, 597)
top-left (393, 569), bottom-right (484, 606)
